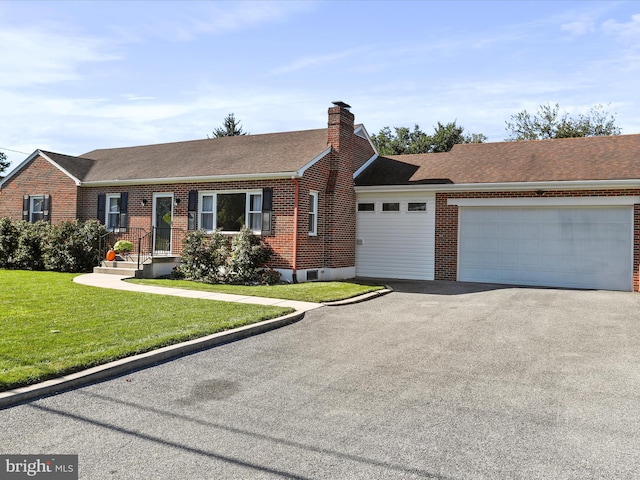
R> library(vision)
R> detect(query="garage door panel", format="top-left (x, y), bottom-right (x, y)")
top-left (356, 195), bottom-right (436, 280)
top-left (459, 206), bottom-right (632, 291)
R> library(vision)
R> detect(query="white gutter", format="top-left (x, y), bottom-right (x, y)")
top-left (354, 179), bottom-right (640, 193)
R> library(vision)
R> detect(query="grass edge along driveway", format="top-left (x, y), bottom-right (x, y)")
top-left (127, 278), bottom-right (385, 302)
top-left (0, 270), bottom-right (292, 392)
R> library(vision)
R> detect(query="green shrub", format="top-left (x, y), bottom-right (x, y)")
top-left (113, 240), bottom-right (134, 253)
top-left (13, 220), bottom-right (51, 270)
top-left (177, 227), bottom-right (275, 285)
top-left (44, 220), bottom-right (107, 272)
top-left (176, 229), bottom-right (228, 283)
top-left (0, 217), bottom-right (18, 268)
top-left (227, 227), bottom-right (272, 284)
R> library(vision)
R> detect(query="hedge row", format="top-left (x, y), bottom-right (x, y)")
top-left (0, 218), bottom-right (107, 273)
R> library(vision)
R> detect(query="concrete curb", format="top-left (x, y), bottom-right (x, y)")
top-left (0, 310), bottom-right (304, 410)
top-left (323, 286), bottom-right (394, 306)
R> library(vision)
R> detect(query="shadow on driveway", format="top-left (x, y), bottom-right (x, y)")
top-left (360, 278), bottom-right (520, 295)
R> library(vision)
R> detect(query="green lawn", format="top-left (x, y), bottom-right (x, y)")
top-left (0, 270), bottom-right (292, 391)
top-left (127, 278), bottom-right (385, 303)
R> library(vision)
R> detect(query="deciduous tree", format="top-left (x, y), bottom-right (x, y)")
top-left (505, 103), bottom-right (621, 141)
top-left (371, 121), bottom-right (485, 155)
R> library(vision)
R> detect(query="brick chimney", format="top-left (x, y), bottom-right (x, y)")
top-left (327, 101), bottom-right (355, 167)
top-left (325, 101), bottom-right (356, 270)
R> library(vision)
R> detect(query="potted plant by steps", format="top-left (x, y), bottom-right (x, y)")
top-left (113, 240), bottom-right (134, 261)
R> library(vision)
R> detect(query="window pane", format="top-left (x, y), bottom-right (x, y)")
top-left (408, 202), bottom-right (427, 212)
top-left (217, 193), bottom-right (246, 231)
top-left (201, 212), bottom-right (214, 231)
top-left (108, 213), bottom-right (119, 228)
top-left (309, 194), bottom-right (315, 212)
top-left (358, 203), bottom-right (374, 212)
top-left (32, 198), bottom-right (43, 213)
top-left (108, 197), bottom-right (120, 213)
top-left (382, 203), bottom-right (400, 212)
top-left (249, 193), bottom-right (262, 212)
top-left (248, 212), bottom-right (262, 231)
top-left (202, 195), bottom-right (213, 212)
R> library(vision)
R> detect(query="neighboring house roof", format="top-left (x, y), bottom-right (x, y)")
top-left (356, 134), bottom-right (640, 186)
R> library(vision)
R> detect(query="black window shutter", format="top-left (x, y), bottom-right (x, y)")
top-left (97, 193), bottom-right (106, 224)
top-left (43, 194), bottom-right (51, 222)
top-left (261, 188), bottom-right (273, 235)
top-left (119, 192), bottom-right (128, 229)
top-left (187, 190), bottom-right (197, 230)
top-left (22, 195), bottom-right (30, 221)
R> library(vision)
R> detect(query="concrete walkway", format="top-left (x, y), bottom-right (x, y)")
top-left (73, 273), bottom-right (323, 312)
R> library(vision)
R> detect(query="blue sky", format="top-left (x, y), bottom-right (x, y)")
top-left (1, 0), bottom-right (639, 172)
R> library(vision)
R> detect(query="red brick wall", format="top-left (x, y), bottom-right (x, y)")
top-left (0, 154), bottom-right (79, 223)
top-left (435, 189), bottom-right (640, 291)
top-left (78, 179), bottom-right (297, 267)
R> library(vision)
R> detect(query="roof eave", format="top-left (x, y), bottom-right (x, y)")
top-left (354, 179), bottom-right (640, 193)
top-left (296, 147), bottom-right (332, 177)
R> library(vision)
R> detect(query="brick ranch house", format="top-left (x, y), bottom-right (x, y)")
top-left (2, 101), bottom-right (640, 291)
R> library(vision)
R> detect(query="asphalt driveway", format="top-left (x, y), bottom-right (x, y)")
top-left (2, 281), bottom-right (640, 479)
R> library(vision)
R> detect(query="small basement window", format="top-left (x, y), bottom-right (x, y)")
top-left (358, 203), bottom-right (375, 212)
top-left (408, 202), bottom-right (427, 212)
top-left (382, 202), bottom-right (400, 212)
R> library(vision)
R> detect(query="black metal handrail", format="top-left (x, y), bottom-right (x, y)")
top-left (137, 230), bottom-right (153, 270)
top-left (97, 227), bottom-right (149, 266)
top-left (98, 226), bottom-right (185, 270)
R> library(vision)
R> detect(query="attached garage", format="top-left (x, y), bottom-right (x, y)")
top-left (356, 193), bottom-right (435, 280)
top-left (452, 198), bottom-right (637, 291)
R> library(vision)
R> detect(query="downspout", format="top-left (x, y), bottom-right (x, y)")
top-left (291, 177), bottom-right (299, 284)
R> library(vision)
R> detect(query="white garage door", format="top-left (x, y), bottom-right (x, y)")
top-left (356, 194), bottom-right (435, 280)
top-left (458, 206), bottom-right (633, 291)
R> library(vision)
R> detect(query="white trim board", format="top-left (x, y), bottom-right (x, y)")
top-left (448, 196), bottom-right (640, 207)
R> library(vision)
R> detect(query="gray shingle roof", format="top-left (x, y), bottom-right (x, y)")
top-left (39, 129), bottom-right (330, 183)
top-left (355, 134), bottom-right (640, 186)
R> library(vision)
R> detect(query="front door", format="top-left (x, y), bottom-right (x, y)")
top-left (153, 193), bottom-right (173, 254)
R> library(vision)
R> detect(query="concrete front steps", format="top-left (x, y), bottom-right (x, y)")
top-left (94, 255), bottom-right (181, 279)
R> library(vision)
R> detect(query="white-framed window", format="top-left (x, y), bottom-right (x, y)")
top-left (407, 202), bottom-right (427, 212)
top-left (106, 194), bottom-right (121, 231)
top-left (357, 202), bottom-right (375, 212)
top-left (30, 196), bottom-right (44, 222)
top-left (199, 190), bottom-right (263, 233)
top-left (382, 202), bottom-right (400, 212)
top-left (309, 191), bottom-right (318, 236)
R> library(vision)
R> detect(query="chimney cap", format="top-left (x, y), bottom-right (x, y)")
top-left (332, 101), bottom-right (351, 110)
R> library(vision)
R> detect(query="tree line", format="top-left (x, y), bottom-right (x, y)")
top-left (210, 102), bottom-right (621, 156)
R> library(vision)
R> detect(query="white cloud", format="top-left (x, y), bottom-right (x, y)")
top-left (602, 13), bottom-right (640, 45)
top-left (561, 19), bottom-right (596, 35)
top-left (270, 49), bottom-right (361, 75)
top-left (0, 26), bottom-right (120, 88)
top-left (151, 1), bottom-right (315, 41)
